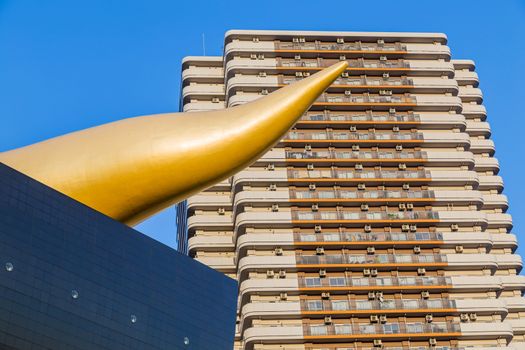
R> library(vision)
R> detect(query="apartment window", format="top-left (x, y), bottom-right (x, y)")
top-left (310, 325), bottom-right (328, 336)
top-left (382, 323), bottom-right (401, 334)
top-left (305, 277), bottom-right (321, 287)
top-left (306, 300), bottom-right (323, 311)
top-left (329, 277), bottom-right (346, 286)
top-left (334, 324), bottom-right (352, 335)
top-left (331, 300), bottom-right (349, 310)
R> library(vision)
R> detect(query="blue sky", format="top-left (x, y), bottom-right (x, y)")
top-left (1, 0), bottom-right (524, 254)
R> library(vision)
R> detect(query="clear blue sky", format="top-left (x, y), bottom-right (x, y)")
top-left (1, 0), bottom-right (524, 254)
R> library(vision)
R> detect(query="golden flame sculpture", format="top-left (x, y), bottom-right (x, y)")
top-left (0, 61), bottom-right (348, 225)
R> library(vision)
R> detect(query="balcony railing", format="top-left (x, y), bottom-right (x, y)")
top-left (286, 150), bottom-right (426, 160)
top-left (295, 253), bottom-right (446, 265)
top-left (291, 210), bottom-right (439, 221)
top-left (275, 41), bottom-right (407, 52)
top-left (290, 189), bottom-right (434, 200)
top-left (316, 93), bottom-right (416, 104)
top-left (304, 322), bottom-right (460, 337)
top-left (300, 111), bottom-right (421, 123)
top-left (281, 76), bottom-right (414, 87)
top-left (301, 298), bottom-right (455, 312)
top-left (299, 275), bottom-right (451, 288)
top-left (294, 231), bottom-right (443, 243)
top-left (285, 131), bottom-right (423, 141)
top-left (277, 58), bottom-right (410, 69)
top-left (287, 169), bottom-right (429, 180)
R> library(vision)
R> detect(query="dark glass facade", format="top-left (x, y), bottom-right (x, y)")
top-left (0, 163), bottom-right (237, 350)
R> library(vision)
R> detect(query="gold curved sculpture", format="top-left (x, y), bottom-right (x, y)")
top-left (0, 61), bottom-right (348, 225)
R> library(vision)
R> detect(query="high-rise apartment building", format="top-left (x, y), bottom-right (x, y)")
top-left (177, 30), bottom-right (525, 350)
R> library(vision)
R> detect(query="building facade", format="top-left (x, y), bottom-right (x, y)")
top-left (0, 163), bottom-right (237, 350)
top-left (177, 30), bottom-right (525, 350)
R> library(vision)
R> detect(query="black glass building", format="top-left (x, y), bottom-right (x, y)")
top-left (0, 163), bottom-right (237, 350)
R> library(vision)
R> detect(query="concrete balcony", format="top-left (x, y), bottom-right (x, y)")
top-left (243, 326), bottom-right (302, 348)
top-left (454, 70), bottom-right (479, 86)
top-left (474, 157), bottom-right (500, 173)
top-left (182, 84), bottom-right (224, 100)
top-left (491, 233), bottom-right (518, 250)
top-left (239, 278), bottom-right (299, 304)
top-left (450, 275), bottom-right (525, 292)
top-left (483, 193), bottom-right (509, 210)
top-left (413, 95), bottom-right (462, 112)
top-left (187, 214), bottom-right (233, 232)
top-left (436, 210), bottom-right (488, 228)
top-left (486, 213), bottom-right (513, 229)
top-left (236, 233), bottom-right (295, 254)
top-left (466, 121), bottom-right (491, 136)
top-left (446, 253), bottom-right (512, 271)
top-left (502, 297), bottom-right (525, 312)
top-left (237, 255), bottom-right (296, 277)
top-left (459, 322), bottom-right (513, 340)
top-left (454, 298), bottom-right (507, 315)
top-left (508, 318), bottom-right (525, 335)
top-left (442, 232), bottom-right (517, 251)
top-left (188, 235), bottom-right (234, 253)
top-left (461, 104), bottom-right (487, 119)
top-left (183, 101), bottom-right (225, 112)
top-left (405, 60), bottom-right (455, 77)
top-left (478, 175), bottom-right (504, 191)
top-left (469, 138), bottom-right (495, 155)
top-left (181, 66), bottom-right (223, 82)
top-left (233, 190), bottom-right (289, 209)
top-left (194, 256), bottom-right (236, 272)
top-left (458, 86), bottom-right (483, 103)
top-left (234, 211), bottom-right (292, 234)
top-left (186, 194), bottom-right (231, 210)
top-left (494, 254), bottom-right (523, 271)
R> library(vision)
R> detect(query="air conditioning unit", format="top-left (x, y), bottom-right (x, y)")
top-left (305, 144), bottom-right (312, 151)
top-left (376, 291), bottom-right (384, 299)
top-left (269, 184), bottom-right (277, 191)
top-left (316, 247), bottom-right (325, 255)
top-left (426, 314), bottom-right (433, 323)
top-left (361, 204), bottom-right (369, 211)
top-left (377, 39), bottom-right (385, 45)
top-left (358, 183), bottom-right (366, 190)
top-left (382, 72), bottom-right (390, 79)
top-left (402, 224), bottom-right (410, 232)
top-left (379, 90), bottom-right (392, 96)
top-left (218, 208), bottom-right (225, 215)
top-left (421, 291), bottom-right (430, 299)
top-left (307, 163), bottom-right (315, 170)
top-left (271, 204), bottom-right (279, 212)
top-left (368, 291), bottom-right (376, 300)
top-left (379, 315), bottom-right (387, 323)
top-left (341, 72), bottom-right (349, 78)
top-left (321, 292), bottom-right (330, 299)
top-left (309, 183), bottom-right (317, 191)
top-left (315, 225), bottom-right (322, 233)
top-left (367, 246), bottom-right (376, 254)
top-left (370, 315), bottom-right (379, 323)
top-left (399, 203), bottom-right (406, 211)
top-left (396, 145), bottom-right (403, 151)
top-left (413, 246), bottom-right (421, 254)
top-left (363, 268), bottom-right (371, 276)
top-left (303, 72), bottom-right (311, 77)
top-left (299, 37), bottom-right (306, 43)
top-left (324, 316), bottom-right (332, 325)
top-left (294, 55), bottom-right (301, 60)
top-left (410, 225), bottom-right (417, 232)
top-left (398, 163), bottom-right (407, 170)
top-left (279, 270), bottom-right (286, 278)
top-left (337, 38), bottom-right (345, 44)
top-left (469, 313), bottom-right (478, 321)
top-left (393, 126), bottom-right (400, 132)
top-left (417, 267), bottom-right (426, 276)
top-left (312, 203), bottom-right (319, 211)
top-left (379, 56), bottom-right (387, 61)
top-left (371, 268), bottom-right (378, 277)
top-left (344, 90), bottom-right (352, 96)
top-left (350, 125), bottom-right (357, 132)
top-left (389, 108), bottom-right (396, 114)
top-left (267, 163), bottom-right (275, 171)
top-left (295, 71), bottom-right (304, 77)
top-left (252, 37), bottom-right (260, 43)
top-left (266, 270), bottom-right (275, 278)
top-left (373, 339), bottom-right (383, 347)
top-left (352, 144), bottom-right (360, 151)
top-left (339, 55), bottom-right (346, 61)
top-left (319, 269), bottom-right (327, 277)
top-left (451, 224), bottom-right (459, 232)
top-left (250, 53), bottom-right (257, 59)
top-left (455, 245), bottom-right (464, 253)
top-left (280, 292), bottom-right (288, 300)
top-left (402, 183), bottom-right (410, 190)
top-left (429, 338), bottom-right (437, 346)
top-left (460, 313), bottom-right (469, 322)
top-left (292, 37), bottom-right (299, 43)
top-left (355, 163), bottom-right (364, 170)
top-left (365, 224), bottom-right (372, 233)
top-left (212, 97), bottom-right (220, 103)
top-left (406, 203), bottom-right (414, 211)
top-left (257, 54), bottom-right (265, 60)
top-left (275, 247), bottom-right (283, 256)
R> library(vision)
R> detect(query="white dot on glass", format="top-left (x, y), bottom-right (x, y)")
top-left (131, 315), bottom-right (137, 323)
top-left (71, 290), bottom-right (79, 299)
top-left (5, 262), bottom-right (13, 272)
top-left (183, 337), bottom-right (190, 346)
